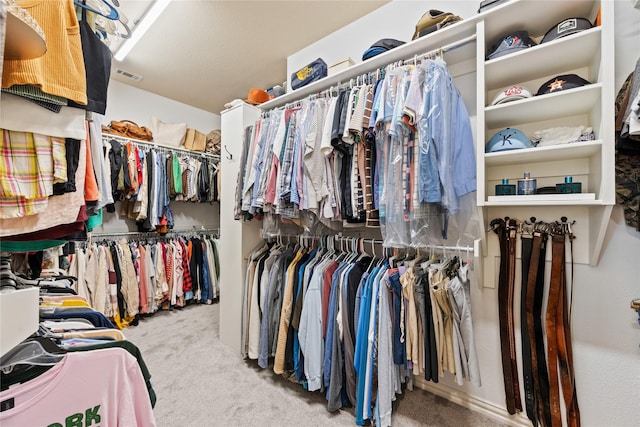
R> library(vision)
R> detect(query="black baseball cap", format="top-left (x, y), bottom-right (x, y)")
top-left (536, 74), bottom-right (591, 96)
top-left (541, 17), bottom-right (593, 44)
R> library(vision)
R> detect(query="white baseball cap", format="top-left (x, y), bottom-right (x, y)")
top-left (491, 85), bottom-right (533, 106)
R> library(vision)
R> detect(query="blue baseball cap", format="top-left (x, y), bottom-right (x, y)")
top-left (486, 31), bottom-right (536, 60)
top-left (486, 128), bottom-right (533, 152)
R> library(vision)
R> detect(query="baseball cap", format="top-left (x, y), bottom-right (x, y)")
top-left (362, 39), bottom-right (405, 61)
top-left (536, 74), bottom-right (591, 96)
top-left (486, 128), bottom-right (533, 153)
top-left (245, 88), bottom-right (270, 105)
top-left (486, 31), bottom-right (536, 60)
top-left (267, 85), bottom-right (285, 99)
top-left (491, 85), bottom-right (533, 106)
top-left (541, 17), bottom-right (593, 44)
top-left (412, 10), bottom-right (463, 40)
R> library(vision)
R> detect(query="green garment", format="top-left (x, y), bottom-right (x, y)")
top-left (3, 84), bottom-right (68, 105)
top-left (0, 240), bottom-right (65, 253)
top-left (86, 208), bottom-right (103, 232)
top-left (173, 153), bottom-right (183, 194)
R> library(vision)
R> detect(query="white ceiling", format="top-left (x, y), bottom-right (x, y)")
top-left (110, 0), bottom-right (388, 114)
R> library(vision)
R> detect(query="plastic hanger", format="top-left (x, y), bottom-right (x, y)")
top-left (75, 0), bottom-right (119, 20)
top-left (0, 340), bottom-right (65, 374)
top-left (334, 237), bottom-right (347, 263)
top-left (346, 238), bottom-right (359, 263)
top-left (409, 246), bottom-right (425, 268)
top-left (355, 239), bottom-right (370, 262)
top-left (366, 240), bottom-right (378, 272)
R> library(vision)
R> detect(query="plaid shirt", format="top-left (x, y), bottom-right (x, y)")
top-left (0, 130), bottom-right (55, 218)
top-left (278, 111), bottom-right (299, 218)
top-left (179, 239), bottom-right (193, 293)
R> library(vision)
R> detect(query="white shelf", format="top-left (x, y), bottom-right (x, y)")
top-left (485, 27), bottom-right (601, 90)
top-left (484, 83), bottom-right (601, 129)
top-left (0, 287), bottom-right (40, 357)
top-left (259, 19), bottom-right (478, 111)
top-left (476, 0), bottom-right (613, 266)
top-left (482, 0), bottom-right (598, 46)
top-left (486, 193), bottom-right (599, 206)
top-left (485, 140), bottom-right (603, 166)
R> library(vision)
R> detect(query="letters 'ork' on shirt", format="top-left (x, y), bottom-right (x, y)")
top-left (0, 348), bottom-right (156, 427)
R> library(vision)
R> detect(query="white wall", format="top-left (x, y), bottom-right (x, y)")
top-left (94, 79), bottom-right (221, 234)
top-left (105, 79), bottom-right (221, 133)
top-left (287, 1), bottom-right (640, 426)
top-left (287, 0), bottom-right (478, 90)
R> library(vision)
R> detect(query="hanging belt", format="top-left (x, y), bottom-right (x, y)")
top-left (556, 224), bottom-right (580, 427)
top-left (493, 218), bottom-right (521, 415)
top-left (506, 219), bottom-right (522, 413)
top-left (546, 223), bottom-right (580, 427)
top-left (546, 232), bottom-right (564, 427)
top-left (526, 229), bottom-right (552, 427)
top-left (520, 231), bottom-right (536, 425)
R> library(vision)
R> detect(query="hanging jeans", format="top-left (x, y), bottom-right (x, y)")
top-left (387, 271), bottom-right (405, 365)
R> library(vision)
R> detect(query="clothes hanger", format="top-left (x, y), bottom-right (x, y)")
top-left (366, 240), bottom-right (378, 272)
top-left (75, 0), bottom-right (119, 20)
top-left (0, 340), bottom-right (65, 374)
top-left (346, 238), bottom-right (359, 263)
top-left (354, 238), bottom-right (370, 262)
top-left (334, 237), bottom-right (346, 262)
top-left (409, 246), bottom-right (425, 268)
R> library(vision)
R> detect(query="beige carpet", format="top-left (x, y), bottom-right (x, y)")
top-left (124, 303), bottom-right (507, 427)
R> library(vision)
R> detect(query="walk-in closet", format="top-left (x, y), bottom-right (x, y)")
top-left (1, 1), bottom-right (638, 426)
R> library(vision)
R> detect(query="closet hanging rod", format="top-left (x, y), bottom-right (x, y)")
top-left (258, 32), bottom-right (477, 112)
top-left (334, 236), bottom-right (384, 245)
top-left (101, 134), bottom-right (220, 162)
top-left (263, 234), bottom-right (475, 255)
top-left (88, 228), bottom-right (220, 239)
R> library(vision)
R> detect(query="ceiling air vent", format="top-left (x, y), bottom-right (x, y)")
top-left (114, 68), bottom-right (143, 82)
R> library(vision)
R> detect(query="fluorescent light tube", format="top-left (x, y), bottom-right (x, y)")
top-left (114, 0), bottom-right (171, 62)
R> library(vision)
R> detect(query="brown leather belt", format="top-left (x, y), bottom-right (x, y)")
top-left (525, 228), bottom-right (551, 427)
top-left (546, 221), bottom-right (580, 427)
top-left (520, 230), bottom-right (536, 424)
top-left (493, 218), bottom-right (522, 415)
top-left (494, 217), bottom-right (579, 425)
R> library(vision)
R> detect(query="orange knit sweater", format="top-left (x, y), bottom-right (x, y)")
top-left (2, 0), bottom-right (87, 105)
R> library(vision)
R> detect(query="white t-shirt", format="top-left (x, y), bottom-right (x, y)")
top-left (1, 93), bottom-right (87, 140)
top-left (0, 348), bottom-right (156, 427)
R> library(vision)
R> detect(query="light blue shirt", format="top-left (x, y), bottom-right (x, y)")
top-left (419, 59), bottom-right (476, 214)
top-left (298, 258), bottom-right (326, 391)
top-left (355, 269), bottom-right (375, 425)
top-left (324, 262), bottom-right (347, 391)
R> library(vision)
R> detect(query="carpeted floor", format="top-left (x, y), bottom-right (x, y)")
top-left (124, 303), bottom-right (506, 427)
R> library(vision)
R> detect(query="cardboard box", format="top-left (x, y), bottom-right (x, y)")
top-left (328, 58), bottom-right (355, 76)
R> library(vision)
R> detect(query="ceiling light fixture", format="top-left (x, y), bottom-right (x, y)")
top-left (114, 0), bottom-right (171, 62)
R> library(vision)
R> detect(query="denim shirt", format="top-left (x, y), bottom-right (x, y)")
top-left (291, 102), bottom-right (314, 206)
top-left (254, 112), bottom-right (281, 209)
top-left (250, 116), bottom-right (273, 211)
top-left (323, 262), bottom-right (347, 390)
top-left (419, 59), bottom-right (476, 214)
